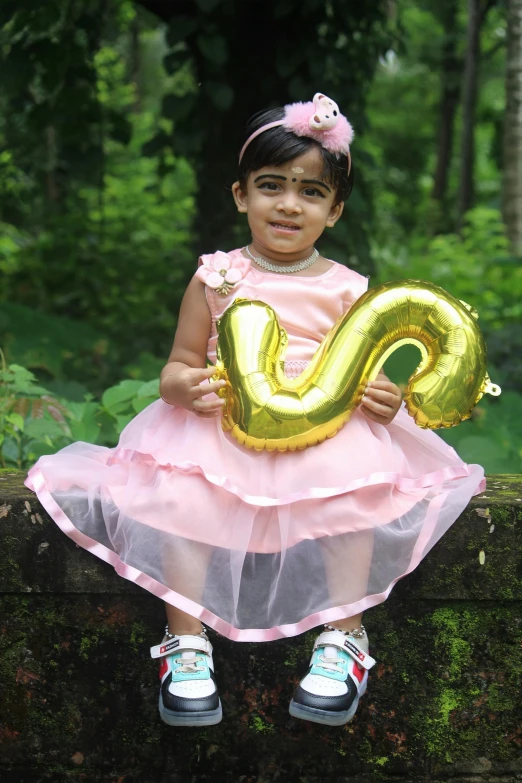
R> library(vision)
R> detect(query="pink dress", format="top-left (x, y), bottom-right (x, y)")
top-left (26, 249), bottom-right (485, 641)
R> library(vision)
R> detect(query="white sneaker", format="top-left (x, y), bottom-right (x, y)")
top-left (150, 632), bottom-right (222, 726)
top-left (289, 629), bottom-right (375, 726)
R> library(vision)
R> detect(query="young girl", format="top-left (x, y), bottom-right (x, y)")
top-left (26, 93), bottom-right (485, 729)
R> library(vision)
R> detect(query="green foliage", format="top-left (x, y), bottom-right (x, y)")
top-left (378, 207), bottom-right (522, 387)
top-left (0, 357), bottom-right (69, 470)
top-left (0, 0), bottom-right (110, 210)
top-left (441, 392), bottom-right (522, 474)
top-left (361, 4), bottom-right (444, 237)
top-left (362, 0), bottom-right (506, 240)
top-left (0, 10), bottom-right (197, 378)
top-left (0, 355), bottom-right (159, 470)
top-left (0, 302), bottom-right (113, 391)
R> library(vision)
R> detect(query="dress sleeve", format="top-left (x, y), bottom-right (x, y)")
top-left (338, 266), bottom-right (370, 312)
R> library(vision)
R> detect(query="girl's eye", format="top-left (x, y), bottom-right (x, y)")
top-left (259, 182), bottom-right (280, 191)
top-left (302, 187), bottom-right (325, 198)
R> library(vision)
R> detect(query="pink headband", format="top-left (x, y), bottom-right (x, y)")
top-left (239, 93), bottom-right (354, 175)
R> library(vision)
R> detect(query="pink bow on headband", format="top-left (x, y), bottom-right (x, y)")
top-left (239, 93), bottom-right (354, 172)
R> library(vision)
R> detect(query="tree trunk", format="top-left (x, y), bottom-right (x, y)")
top-left (432, 0), bottom-right (460, 205)
top-left (130, 14), bottom-right (142, 114)
top-left (457, 0), bottom-right (482, 228)
top-left (45, 125), bottom-right (59, 203)
top-left (503, 0), bottom-right (522, 254)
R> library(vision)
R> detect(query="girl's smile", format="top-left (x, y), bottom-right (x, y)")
top-left (232, 147), bottom-right (344, 266)
top-left (270, 220), bottom-right (301, 234)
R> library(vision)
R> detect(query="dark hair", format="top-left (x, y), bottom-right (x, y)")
top-left (238, 107), bottom-right (353, 204)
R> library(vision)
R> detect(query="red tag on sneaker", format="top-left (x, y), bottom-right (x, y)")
top-left (159, 657), bottom-right (169, 680)
top-left (352, 660), bottom-right (365, 683)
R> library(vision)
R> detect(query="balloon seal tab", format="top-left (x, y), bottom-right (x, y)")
top-left (484, 379), bottom-right (501, 397)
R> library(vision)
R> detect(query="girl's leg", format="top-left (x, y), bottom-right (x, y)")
top-left (321, 527), bottom-right (374, 632)
top-left (326, 613), bottom-right (364, 634)
top-left (156, 538), bottom-right (221, 727)
top-left (289, 529), bottom-right (374, 726)
top-left (161, 537), bottom-right (212, 636)
top-left (165, 604), bottom-right (203, 636)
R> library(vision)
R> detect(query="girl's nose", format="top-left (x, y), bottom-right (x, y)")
top-left (276, 194), bottom-right (302, 214)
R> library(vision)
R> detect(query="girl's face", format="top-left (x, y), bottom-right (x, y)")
top-left (232, 146), bottom-right (344, 262)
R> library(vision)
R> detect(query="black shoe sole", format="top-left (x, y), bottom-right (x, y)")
top-left (159, 692), bottom-right (223, 726)
top-left (289, 680), bottom-right (366, 727)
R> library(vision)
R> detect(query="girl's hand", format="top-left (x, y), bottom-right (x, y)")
top-left (360, 376), bottom-right (402, 425)
top-left (161, 366), bottom-right (226, 418)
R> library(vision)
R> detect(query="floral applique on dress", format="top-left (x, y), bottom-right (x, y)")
top-left (196, 250), bottom-right (251, 295)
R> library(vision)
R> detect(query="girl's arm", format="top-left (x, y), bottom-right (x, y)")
top-left (360, 371), bottom-right (402, 426)
top-left (160, 277), bottom-right (225, 417)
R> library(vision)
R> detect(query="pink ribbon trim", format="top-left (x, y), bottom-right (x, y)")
top-left (111, 447), bottom-right (481, 508)
top-left (24, 467), bottom-right (482, 643)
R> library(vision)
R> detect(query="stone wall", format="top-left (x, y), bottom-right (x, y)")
top-left (1, 470), bottom-right (521, 783)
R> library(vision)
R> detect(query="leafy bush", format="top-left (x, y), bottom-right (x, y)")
top-left (0, 356), bottom-right (159, 470)
top-left (0, 32), bottom-right (196, 381)
top-left (377, 208), bottom-right (521, 329)
top-left (0, 302), bottom-right (114, 392)
top-left (440, 391), bottom-right (522, 475)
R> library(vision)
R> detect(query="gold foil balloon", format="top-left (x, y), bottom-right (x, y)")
top-left (214, 281), bottom-right (501, 452)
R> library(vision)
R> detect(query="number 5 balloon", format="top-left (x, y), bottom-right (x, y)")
top-left (214, 280), bottom-right (501, 452)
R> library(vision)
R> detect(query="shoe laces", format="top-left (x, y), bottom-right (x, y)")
top-left (174, 650), bottom-right (207, 675)
top-left (316, 645), bottom-right (345, 675)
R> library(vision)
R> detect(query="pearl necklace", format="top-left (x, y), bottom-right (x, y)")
top-left (245, 245), bottom-right (319, 274)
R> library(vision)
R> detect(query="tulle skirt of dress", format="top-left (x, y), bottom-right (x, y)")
top-left (26, 399), bottom-right (485, 641)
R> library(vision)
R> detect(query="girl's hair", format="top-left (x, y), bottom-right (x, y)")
top-left (238, 107), bottom-right (354, 204)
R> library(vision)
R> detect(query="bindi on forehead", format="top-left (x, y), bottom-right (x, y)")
top-left (292, 166), bottom-right (316, 182)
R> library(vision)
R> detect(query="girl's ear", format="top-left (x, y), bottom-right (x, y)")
top-left (232, 181), bottom-right (248, 213)
top-left (326, 200), bottom-right (344, 228)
